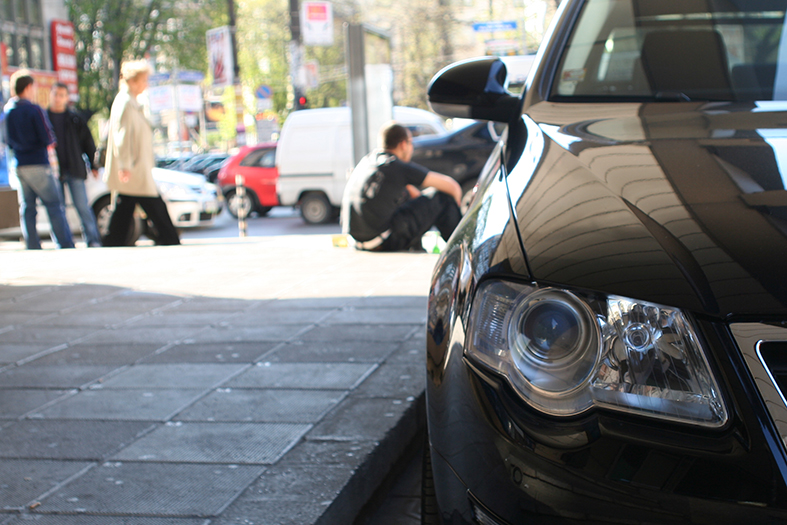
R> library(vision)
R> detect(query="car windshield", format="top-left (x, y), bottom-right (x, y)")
top-left (553, 0), bottom-right (787, 102)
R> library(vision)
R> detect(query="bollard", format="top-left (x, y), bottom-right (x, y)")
top-left (235, 174), bottom-right (247, 237)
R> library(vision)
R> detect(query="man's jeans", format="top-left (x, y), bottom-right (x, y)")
top-left (15, 165), bottom-right (75, 249)
top-left (60, 173), bottom-right (102, 246)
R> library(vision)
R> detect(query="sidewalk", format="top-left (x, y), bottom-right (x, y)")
top-left (0, 236), bottom-right (438, 524)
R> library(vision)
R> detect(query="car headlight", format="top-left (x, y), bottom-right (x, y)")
top-left (467, 280), bottom-right (728, 427)
top-left (156, 181), bottom-right (194, 201)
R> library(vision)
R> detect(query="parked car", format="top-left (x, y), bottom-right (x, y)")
top-left (411, 120), bottom-right (505, 211)
top-left (276, 106), bottom-right (447, 224)
top-left (216, 142), bottom-right (279, 218)
top-left (1, 167), bottom-right (222, 245)
top-left (177, 153), bottom-right (229, 183)
top-left (423, 1), bottom-right (787, 523)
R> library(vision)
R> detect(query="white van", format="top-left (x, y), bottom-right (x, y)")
top-left (276, 106), bottom-right (446, 224)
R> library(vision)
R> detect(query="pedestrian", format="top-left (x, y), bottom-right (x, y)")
top-left (103, 59), bottom-right (180, 246)
top-left (342, 121), bottom-right (462, 252)
top-left (47, 82), bottom-right (102, 247)
top-left (4, 70), bottom-right (74, 250)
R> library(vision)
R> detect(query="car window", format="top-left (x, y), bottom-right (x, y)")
top-left (240, 149), bottom-right (276, 168)
top-left (553, 0), bottom-right (787, 102)
top-left (408, 124), bottom-right (440, 137)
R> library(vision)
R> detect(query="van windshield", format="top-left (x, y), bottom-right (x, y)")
top-left (553, 0), bottom-right (787, 102)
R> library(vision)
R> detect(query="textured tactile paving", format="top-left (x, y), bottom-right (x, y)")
top-left (224, 308), bottom-right (332, 327)
top-left (113, 422), bottom-right (310, 464)
top-left (0, 389), bottom-right (71, 419)
top-left (0, 420), bottom-right (153, 460)
top-left (140, 342), bottom-right (275, 364)
top-left (309, 397), bottom-right (415, 442)
top-left (175, 389), bottom-right (343, 423)
top-left (227, 362), bottom-right (374, 390)
top-left (265, 341), bottom-right (399, 363)
top-left (37, 462), bottom-right (263, 517)
top-left (0, 364), bottom-right (117, 389)
top-left (32, 389), bottom-right (207, 421)
top-left (30, 344), bottom-right (162, 366)
top-left (0, 343), bottom-right (63, 364)
top-left (126, 311), bottom-right (227, 328)
top-left (0, 327), bottom-right (99, 344)
top-left (0, 459), bottom-right (91, 509)
top-left (299, 323), bottom-right (420, 342)
top-left (353, 362), bottom-right (425, 397)
top-left (97, 364), bottom-right (246, 389)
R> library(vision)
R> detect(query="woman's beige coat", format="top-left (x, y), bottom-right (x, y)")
top-left (104, 85), bottom-right (158, 197)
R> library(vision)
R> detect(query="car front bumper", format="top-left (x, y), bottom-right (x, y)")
top-left (165, 195), bottom-right (222, 228)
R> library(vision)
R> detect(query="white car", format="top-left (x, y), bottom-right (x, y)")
top-left (1, 167), bottom-right (223, 245)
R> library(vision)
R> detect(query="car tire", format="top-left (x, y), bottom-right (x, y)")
top-left (421, 436), bottom-right (439, 525)
top-left (92, 195), bottom-right (142, 246)
top-left (225, 188), bottom-right (257, 219)
top-left (256, 206), bottom-right (273, 217)
top-left (300, 192), bottom-right (334, 224)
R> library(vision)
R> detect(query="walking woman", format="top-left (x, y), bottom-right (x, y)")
top-left (103, 59), bottom-right (180, 246)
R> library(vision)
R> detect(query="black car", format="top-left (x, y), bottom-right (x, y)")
top-left (423, 0), bottom-right (787, 523)
top-left (412, 121), bottom-right (505, 210)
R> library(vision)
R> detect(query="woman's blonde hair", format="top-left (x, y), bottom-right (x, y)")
top-left (119, 59), bottom-right (151, 82)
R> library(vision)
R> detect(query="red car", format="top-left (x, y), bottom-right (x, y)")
top-left (216, 142), bottom-right (279, 217)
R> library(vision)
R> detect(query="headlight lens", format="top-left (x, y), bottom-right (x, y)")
top-left (157, 181), bottom-right (194, 200)
top-left (467, 280), bottom-right (727, 427)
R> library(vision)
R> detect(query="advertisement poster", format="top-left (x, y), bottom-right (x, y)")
top-left (51, 20), bottom-right (78, 98)
top-left (206, 26), bottom-right (234, 87)
top-left (301, 2), bottom-right (334, 46)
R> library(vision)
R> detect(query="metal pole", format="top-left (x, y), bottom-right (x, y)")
top-left (227, 0), bottom-right (245, 147)
top-left (346, 23), bottom-right (368, 165)
top-left (235, 174), bottom-right (247, 237)
top-left (289, 0), bottom-right (304, 110)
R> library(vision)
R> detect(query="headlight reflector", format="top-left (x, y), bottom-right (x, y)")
top-left (467, 281), bottom-right (727, 427)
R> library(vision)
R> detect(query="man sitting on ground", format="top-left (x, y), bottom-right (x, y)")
top-left (343, 122), bottom-right (462, 252)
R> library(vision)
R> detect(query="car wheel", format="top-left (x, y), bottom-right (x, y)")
top-left (300, 192), bottom-right (334, 224)
top-left (92, 195), bottom-right (142, 246)
top-left (421, 436), bottom-right (439, 525)
top-left (225, 188), bottom-right (256, 219)
top-left (256, 206), bottom-right (273, 217)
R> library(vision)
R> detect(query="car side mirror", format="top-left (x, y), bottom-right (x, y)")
top-left (427, 57), bottom-right (520, 124)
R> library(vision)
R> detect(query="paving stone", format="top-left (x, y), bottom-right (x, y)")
top-left (4, 516), bottom-right (209, 525)
top-left (0, 364), bottom-right (117, 389)
top-left (0, 459), bottom-right (91, 510)
top-left (278, 439), bottom-right (377, 470)
top-left (385, 344), bottom-right (424, 365)
top-left (0, 420), bottom-right (153, 460)
top-left (309, 397), bottom-right (415, 442)
top-left (345, 296), bottom-right (428, 309)
top-left (189, 325), bottom-right (307, 344)
top-left (97, 364), bottom-right (246, 389)
top-left (0, 285), bottom-right (54, 302)
top-left (30, 344), bottom-right (162, 366)
top-left (0, 312), bottom-right (56, 328)
top-left (81, 327), bottom-right (200, 345)
top-left (227, 362), bottom-right (375, 390)
top-left (254, 297), bottom-right (352, 311)
top-left (0, 389), bottom-right (72, 419)
top-left (140, 342), bottom-right (275, 364)
top-left (175, 389), bottom-right (343, 423)
top-left (113, 422), bottom-right (310, 464)
top-left (36, 462), bottom-right (263, 517)
top-left (26, 310), bottom-right (144, 327)
top-left (32, 389), bottom-right (207, 421)
top-left (126, 311), bottom-right (230, 328)
top-left (353, 363), bottom-right (425, 398)
top-left (265, 341), bottom-right (399, 363)
top-left (299, 324), bottom-right (421, 343)
top-left (0, 343), bottom-right (60, 363)
top-left (175, 297), bottom-right (261, 312)
top-left (211, 499), bottom-right (325, 525)
top-left (0, 327), bottom-right (99, 344)
top-left (224, 308), bottom-right (334, 327)
top-left (324, 307), bottom-right (427, 325)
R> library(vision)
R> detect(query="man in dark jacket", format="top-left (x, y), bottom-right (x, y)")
top-left (4, 70), bottom-right (74, 249)
top-left (47, 82), bottom-right (101, 247)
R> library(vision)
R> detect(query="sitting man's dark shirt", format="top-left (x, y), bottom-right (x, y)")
top-left (347, 151), bottom-right (429, 242)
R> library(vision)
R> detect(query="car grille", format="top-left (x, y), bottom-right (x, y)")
top-left (731, 323), bottom-right (787, 454)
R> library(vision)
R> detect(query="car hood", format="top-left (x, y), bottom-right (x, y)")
top-left (508, 101), bottom-right (787, 319)
top-left (152, 167), bottom-right (211, 188)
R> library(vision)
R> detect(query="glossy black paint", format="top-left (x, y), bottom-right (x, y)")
top-left (425, 0), bottom-right (787, 523)
top-left (411, 122), bottom-right (502, 191)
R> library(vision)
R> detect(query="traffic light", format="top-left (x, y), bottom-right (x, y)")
top-left (294, 92), bottom-right (309, 110)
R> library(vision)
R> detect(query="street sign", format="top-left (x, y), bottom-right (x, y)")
top-left (178, 70), bottom-right (205, 83)
top-left (255, 85), bottom-right (272, 99)
top-left (472, 20), bottom-right (518, 33)
top-left (301, 1), bottom-right (334, 46)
